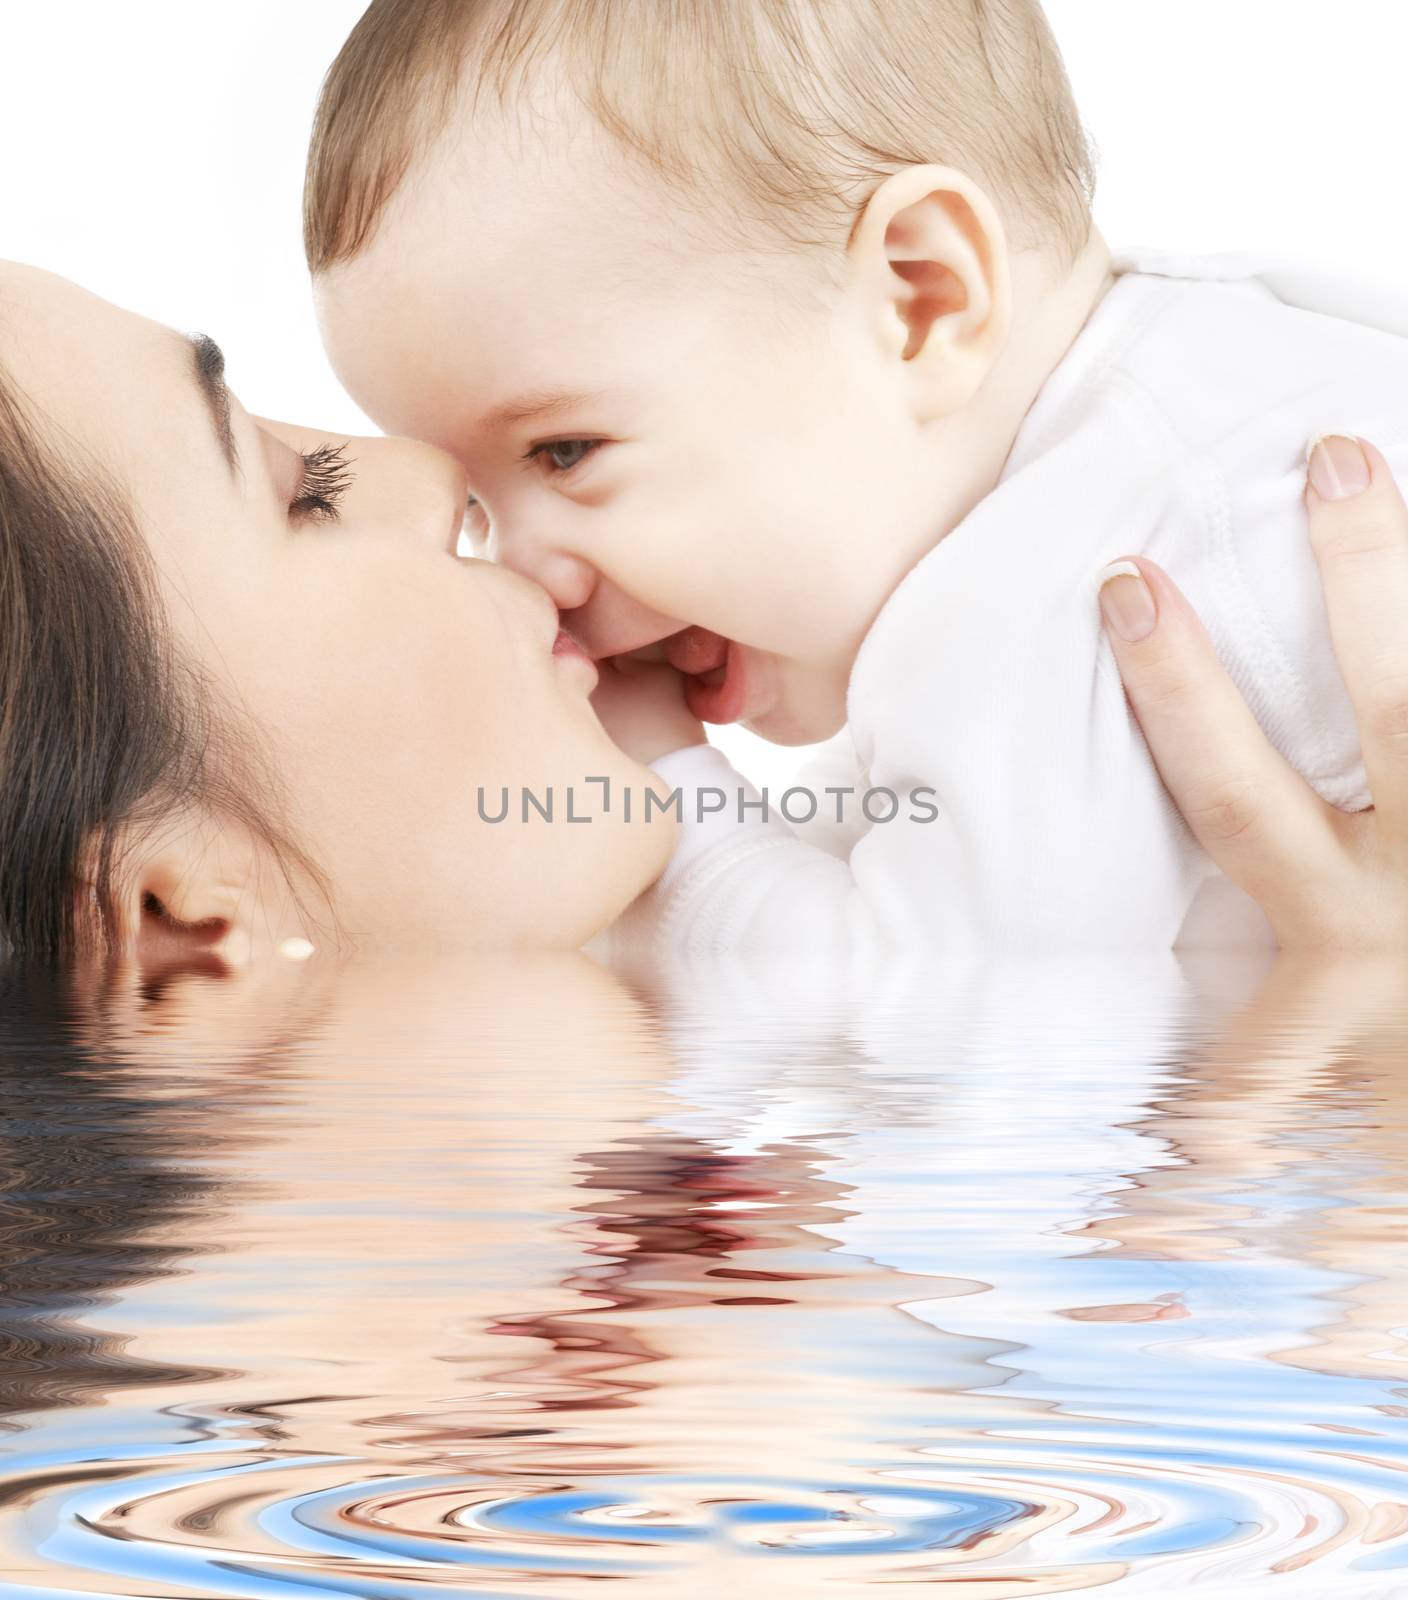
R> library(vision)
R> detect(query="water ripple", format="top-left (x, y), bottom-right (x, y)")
top-left (4, 1420), bottom-right (1406, 1595)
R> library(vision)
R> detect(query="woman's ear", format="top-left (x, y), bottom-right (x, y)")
top-left (106, 812), bottom-right (264, 973)
top-left (849, 165), bottom-right (1012, 421)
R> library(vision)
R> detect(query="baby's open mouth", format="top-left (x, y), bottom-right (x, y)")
top-left (664, 626), bottom-right (748, 725)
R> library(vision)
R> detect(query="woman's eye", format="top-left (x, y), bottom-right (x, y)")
top-left (531, 438), bottom-right (603, 475)
top-left (290, 441), bottom-right (355, 524)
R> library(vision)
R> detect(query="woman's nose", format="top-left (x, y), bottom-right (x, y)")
top-left (257, 419), bottom-right (470, 553)
top-left (362, 436), bottom-right (470, 553)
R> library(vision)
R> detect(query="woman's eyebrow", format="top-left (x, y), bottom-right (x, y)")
top-left (185, 332), bottom-right (238, 473)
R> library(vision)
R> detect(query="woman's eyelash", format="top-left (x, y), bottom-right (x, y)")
top-left (290, 442), bottom-right (355, 523)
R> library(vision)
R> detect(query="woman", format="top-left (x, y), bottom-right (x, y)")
top-left (0, 262), bottom-right (675, 963)
top-left (3, 258), bottom-right (1406, 965)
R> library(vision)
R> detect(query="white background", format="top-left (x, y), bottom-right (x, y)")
top-left (3, 2), bottom-right (1407, 782)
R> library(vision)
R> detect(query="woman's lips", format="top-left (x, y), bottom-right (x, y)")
top-left (553, 626), bottom-right (599, 688)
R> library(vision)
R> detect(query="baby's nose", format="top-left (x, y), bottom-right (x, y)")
top-left (494, 538), bottom-right (597, 613)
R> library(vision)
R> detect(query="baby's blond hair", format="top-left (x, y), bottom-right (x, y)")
top-left (304, 0), bottom-right (1095, 275)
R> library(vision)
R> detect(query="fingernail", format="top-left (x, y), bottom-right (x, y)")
top-left (1307, 435), bottom-right (1371, 501)
top-left (1098, 560), bottom-right (1157, 643)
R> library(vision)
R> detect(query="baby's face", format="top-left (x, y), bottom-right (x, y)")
top-left (316, 98), bottom-right (943, 745)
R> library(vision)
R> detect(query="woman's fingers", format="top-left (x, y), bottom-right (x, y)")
top-left (1304, 436), bottom-right (1408, 847)
top-left (1098, 556), bottom-right (1339, 916)
top-left (1102, 434), bottom-right (1408, 949)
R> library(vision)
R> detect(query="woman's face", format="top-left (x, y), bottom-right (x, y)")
top-left (0, 264), bottom-right (676, 951)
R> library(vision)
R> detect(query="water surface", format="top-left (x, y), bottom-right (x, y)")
top-left (1, 951), bottom-right (1406, 1596)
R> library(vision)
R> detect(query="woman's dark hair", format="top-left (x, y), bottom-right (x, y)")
top-left (0, 363), bottom-right (315, 962)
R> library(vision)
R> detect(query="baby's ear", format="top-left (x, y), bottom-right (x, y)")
top-left (849, 165), bottom-right (1011, 421)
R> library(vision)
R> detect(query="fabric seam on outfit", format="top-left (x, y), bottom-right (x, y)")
top-left (653, 831), bottom-right (823, 955)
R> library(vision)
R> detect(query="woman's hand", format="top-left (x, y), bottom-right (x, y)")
top-left (1100, 436), bottom-right (1408, 949)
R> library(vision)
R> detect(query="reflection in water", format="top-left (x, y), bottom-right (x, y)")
top-left (0, 950), bottom-right (1405, 1595)
top-left (0, 966), bottom-right (234, 1420)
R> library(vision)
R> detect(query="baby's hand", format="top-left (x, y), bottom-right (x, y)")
top-left (591, 655), bottom-right (706, 764)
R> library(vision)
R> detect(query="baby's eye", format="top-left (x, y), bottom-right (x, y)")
top-left (460, 494), bottom-right (490, 557)
top-left (529, 438), bottom-right (603, 475)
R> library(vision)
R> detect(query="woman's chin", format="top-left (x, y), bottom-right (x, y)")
top-left (585, 762), bottom-right (680, 932)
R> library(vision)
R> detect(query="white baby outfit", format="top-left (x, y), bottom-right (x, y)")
top-left (620, 252), bottom-right (1408, 962)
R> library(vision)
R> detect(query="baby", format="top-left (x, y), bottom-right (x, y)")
top-left (306, 0), bottom-right (1408, 954)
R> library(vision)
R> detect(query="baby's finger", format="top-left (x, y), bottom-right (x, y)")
top-left (1305, 436), bottom-right (1408, 845)
top-left (1100, 556), bottom-right (1338, 916)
